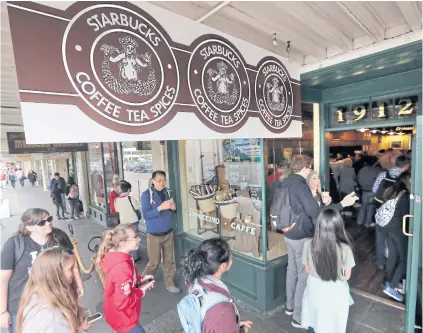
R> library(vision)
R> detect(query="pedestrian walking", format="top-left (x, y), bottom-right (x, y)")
top-left (0, 208), bottom-right (83, 333)
top-left (65, 177), bottom-right (80, 221)
top-left (0, 170), bottom-right (7, 190)
top-left (27, 171), bottom-right (37, 187)
top-left (15, 247), bottom-right (90, 333)
top-left (8, 172), bottom-right (16, 189)
top-left (96, 224), bottom-right (155, 333)
top-left (377, 172), bottom-right (411, 302)
top-left (52, 183), bottom-right (65, 220)
top-left (16, 169), bottom-right (25, 188)
top-left (178, 238), bottom-right (253, 333)
top-left (141, 170), bottom-right (180, 294)
top-left (48, 173), bottom-right (68, 215)
top-left (301, 208), bottom-right (355, 333)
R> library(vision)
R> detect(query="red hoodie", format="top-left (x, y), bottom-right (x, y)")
top-left (101, 252), bottom-right (145, 332)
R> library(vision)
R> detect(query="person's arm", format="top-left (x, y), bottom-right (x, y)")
top-left (302, 240), bottom-right (311, 274)
top-left (0, 239), bottom-right (15, 329)
top-left (342, 245), bottom-right (355, 281)
top-left (296, 184), bottom-right (321, 221)
top-left (112, 263), bottom-right (144, 311)
top-left (0, 271), bottom-right (12, 328)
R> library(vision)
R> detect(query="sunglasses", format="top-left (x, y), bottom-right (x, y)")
top-left (37, 216), bottom-right (53, 226)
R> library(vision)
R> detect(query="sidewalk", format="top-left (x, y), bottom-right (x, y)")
top-left (0, 183), bottom-right (404, 333)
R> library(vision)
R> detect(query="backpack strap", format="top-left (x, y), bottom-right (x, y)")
top-left (13, 235), bottom-right (26, 265)
top-left (149, 187), bottom-right (155, 205)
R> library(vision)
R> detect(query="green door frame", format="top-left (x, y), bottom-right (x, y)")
top-left (405, 111), bottom-right (422, 332)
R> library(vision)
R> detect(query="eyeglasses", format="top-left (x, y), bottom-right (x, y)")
top-left (37, 216), bottom-right (53, 227)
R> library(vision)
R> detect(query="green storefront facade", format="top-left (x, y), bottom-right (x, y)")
top-left (163, 41), bottom-right (422, 331)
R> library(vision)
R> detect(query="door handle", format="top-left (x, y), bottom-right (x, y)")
top-left (402, 214), bottom-right (414, 236)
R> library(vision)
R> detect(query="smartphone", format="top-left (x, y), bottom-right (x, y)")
top-left (135, 278), bottom-right (154, 288)
top-left (87, 312), bottom-right (102, 324)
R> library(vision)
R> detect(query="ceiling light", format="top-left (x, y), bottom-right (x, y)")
top-left (336, 75), bottom-right (343, 79)
top-left (377, 66), bottom-right (385, 70)
top-left (366, 65), bottom-right (372, 68)
top-left (379, 129), bottom-right (388, 134)
top-left (397, 132), bottom-right (405, 135)
top-left (371, 129), bottom-right (379, 134)
top-left (388, 131), bottom-right (395, 135)
top-left (356, 128), bottom-right (368, 132)
top-left (353, 70), bottom-right (365, 75)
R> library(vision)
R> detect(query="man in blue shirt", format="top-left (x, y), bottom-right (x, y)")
top-left (141, 170), bottom-right (180, 294)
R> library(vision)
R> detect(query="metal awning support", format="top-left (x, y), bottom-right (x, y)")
top-left (196, 1), bottom-right (231, 23)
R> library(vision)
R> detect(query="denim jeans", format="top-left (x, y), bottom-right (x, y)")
top-left (376, 225), bottom-right (387, 268)
top-left (60, 193), bottom-right (67, 212)
top-left (117, 323), bottom-right (146, 333)
top-left (9, 314), bottom-right (17, 333)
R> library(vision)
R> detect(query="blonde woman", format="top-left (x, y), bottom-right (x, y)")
top-left (306, 171), bottom-right (332, 206)
top-left (16, 247), bottom-right (90, 333)
top-left (0, 208), bottom-right (83, 333)
top-left (96, 224), bottom-right (155, 333)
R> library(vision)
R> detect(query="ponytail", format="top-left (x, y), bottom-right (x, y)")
top-left (96, 230), bottom-right (114, 270)
top-left (95, 224), bottom-right (136, 270)
top-left (180, 238), bottom-right (231, 285)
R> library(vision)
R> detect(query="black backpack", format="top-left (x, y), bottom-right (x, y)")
top-left (270, 181), bottom-right (300, 230)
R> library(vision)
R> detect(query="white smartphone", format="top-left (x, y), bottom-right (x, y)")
top-left (87, 312), bottom-right (103, 324)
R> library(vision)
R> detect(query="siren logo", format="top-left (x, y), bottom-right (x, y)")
top-left (188, 39), bottom-right (250, 131)
top-left (255, 59), bottom-right (294, 131)
top-left (62, 4), bottom-right (179, 130)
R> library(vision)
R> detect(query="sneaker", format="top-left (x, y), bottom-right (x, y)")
top-left (383, 285), bottom-right (404, 302)
top-left (67, 219), bottom-right (74, 222)
top-left (396, 282), bottom-right (405, 294)
top-left (166, 286), bottom-right (181, 294)
top-left (285, 308), bottom-right (294, 316)
top-left (74, 216), bottom-right (80, 220)
top-left (291, 319), bottom-right (304, 329)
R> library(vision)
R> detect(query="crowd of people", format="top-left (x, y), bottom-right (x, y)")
top-left (0, 149), bottom-right (414, 333)
top-left (0, 167), bottom-right (38, 190)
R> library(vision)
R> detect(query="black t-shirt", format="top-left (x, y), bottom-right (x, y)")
top-left (157, 189), bottom-right (166, 203)
top-left (0, 228), bottom-right (73, 314)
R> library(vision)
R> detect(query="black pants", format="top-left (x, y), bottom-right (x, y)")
top-left (68, 199), bottom-right (79, 219)
top-left (55, 203), bottom-right (65, 218)
top-left (386, 229), bottom-right (408, 289)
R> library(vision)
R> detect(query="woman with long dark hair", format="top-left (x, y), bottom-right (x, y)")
top-left (380, 171), bottom-right (411, 302)
top-left (301, 208), bottom-right (355, 333)
top-left (180, 238), bottom-right (253, 333)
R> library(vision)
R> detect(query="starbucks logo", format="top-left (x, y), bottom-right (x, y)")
top-left (62, 4), bottom-right (179, 131)
top-left (255, 58), bottom-right (294, 131)
top-left (188, 38), bottom-right (250, 131)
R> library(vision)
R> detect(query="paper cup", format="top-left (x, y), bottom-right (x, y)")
top-left (321, 191), bottom-right (330, 201)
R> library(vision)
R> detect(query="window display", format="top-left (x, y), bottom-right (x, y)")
top-left (179, 139), bottom-right (266, 261)
top-left (88, 143), bottom-right (105, 209)
top-left (121, 141), bottom-right (156, 232)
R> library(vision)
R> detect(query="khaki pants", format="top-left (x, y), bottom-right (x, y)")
top-left (142, 232), bottom-right (175, 288)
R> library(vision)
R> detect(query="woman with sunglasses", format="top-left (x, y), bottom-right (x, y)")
top-left (0, 208), bottom-right (84, 333)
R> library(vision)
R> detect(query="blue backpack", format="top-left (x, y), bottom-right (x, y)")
top-left (177, 279), bottom-right (239, 333)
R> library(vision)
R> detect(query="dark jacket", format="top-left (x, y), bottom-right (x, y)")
top-left (280, 174), bottom-right (342, 240)
top-left (51, 187), bottom-right (62, 205)
top-left (383, 192), bottom-right (410, 232)
top-left (197, 279), bottom-right (245, 333)
top-left (140, 187), bottom-right (173, 234)
top-left (48, 177), bottom-right (66, 193)
top-left (357, 165), bottom-right (382, 192)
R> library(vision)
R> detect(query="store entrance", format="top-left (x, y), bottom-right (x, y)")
top-left (326, 126), bottom-right (414, 300)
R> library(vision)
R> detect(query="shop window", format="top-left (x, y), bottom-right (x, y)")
top-left (179, 139), bottom-right (266, 261)
top-left (103, 142), bottom-right (119, 208)
top-left (88, 143), bottom-right (106, 209)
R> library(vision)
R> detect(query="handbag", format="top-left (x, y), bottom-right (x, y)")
top-left (128, 196), bottom-right (142, 221)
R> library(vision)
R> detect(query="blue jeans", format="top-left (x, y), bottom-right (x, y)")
top-left (117, 323), bottom-right (146, 333)
top-left (61, 193), bottom-right (67, 212)
top-left (131, 222), bottom-right (141, 261)
top-left (9, 314), bottom-right (17, 333)
top-left (376, 225), bottom-right (387, 267)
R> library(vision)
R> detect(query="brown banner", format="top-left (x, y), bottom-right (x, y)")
top-left (8, 1), bottom-right (301, 135)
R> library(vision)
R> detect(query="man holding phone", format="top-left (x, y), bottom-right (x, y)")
top-left (141, 170), bottom-right (180, 294)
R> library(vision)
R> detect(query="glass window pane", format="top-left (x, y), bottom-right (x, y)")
top-left (88, 143), bottom-right (106, 209)
top-left (121, 141), bottom-right (154, 232)
top-left (179, 139), bottom-right (265, 261)
top-left (103, 143), bottom-right (119, 210)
